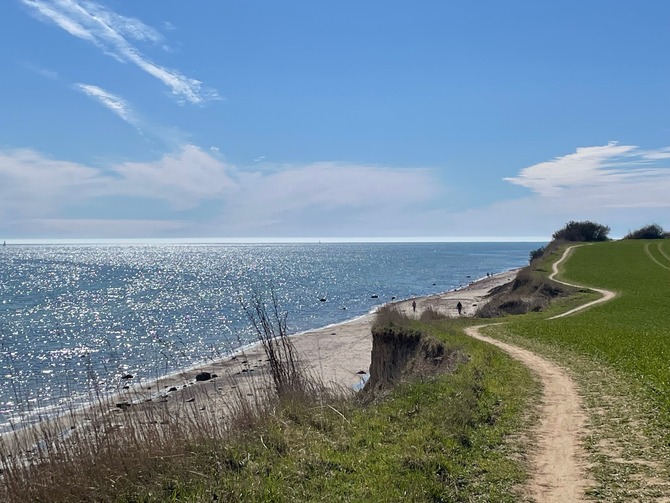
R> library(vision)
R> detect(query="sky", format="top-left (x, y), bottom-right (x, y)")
top-left (1, 1), bottom-right (670, 242)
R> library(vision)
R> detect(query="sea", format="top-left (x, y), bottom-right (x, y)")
top-left (0, 241), bottom-right (541, 431)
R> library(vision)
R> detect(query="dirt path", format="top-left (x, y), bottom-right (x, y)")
top-left (462, 245), bottom-right (619, 502)
top-left (464, 324), bottom-right (591, 502)
top-left (548, 245), bottom-right (616, 319)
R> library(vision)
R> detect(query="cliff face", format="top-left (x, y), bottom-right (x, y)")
top-left (363, 326), bottom-right (463, 395)
top-left (477, 266), bottom-right (575, 317)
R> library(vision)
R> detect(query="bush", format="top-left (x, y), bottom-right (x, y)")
top-left (529, 246), bottom-right (546, 263)
top-left (624, 224), bottom-right (666, 240)
top-left (552, 220), bottom-right (610, 242)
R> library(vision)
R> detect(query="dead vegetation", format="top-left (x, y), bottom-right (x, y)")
top-left (0, 290), bottom-right (340, 502)
top-left (476, 266), bottom-right (575, 317)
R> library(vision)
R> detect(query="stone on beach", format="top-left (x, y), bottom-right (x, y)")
top-left (195, 371), bottom-right (213, 382)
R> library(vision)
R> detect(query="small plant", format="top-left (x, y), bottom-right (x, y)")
top-left (240, 288), bottom-right (304, 399)
top-left (419, 306), bottom-right (448, 321)
top-left (372, 304), bottom-right (411, 331)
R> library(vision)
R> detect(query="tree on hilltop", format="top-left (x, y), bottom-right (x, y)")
top-left (552, 220), bottom-right (610, 242)
top-left (624, 224), bottom-right (666, 239)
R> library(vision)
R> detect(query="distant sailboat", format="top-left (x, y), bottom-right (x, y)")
top-left (2, 241), bottom-right (5, 247)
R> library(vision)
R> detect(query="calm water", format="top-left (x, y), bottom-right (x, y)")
top-left (0, 242), bottom-right (540, 429)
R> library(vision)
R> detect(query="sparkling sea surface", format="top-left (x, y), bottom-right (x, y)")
top-left (0, 242), bottom-right (541, 429)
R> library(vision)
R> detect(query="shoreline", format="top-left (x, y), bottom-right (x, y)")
top-left (2, 268), bottom-right (519, 449)
top-left (117, 267), bottom-right (520, 408)
top-left (130, 267), bottom-right (519, 395)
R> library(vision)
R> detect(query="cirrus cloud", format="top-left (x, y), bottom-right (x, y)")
top-left (21, 0), bottom-right (218, 104)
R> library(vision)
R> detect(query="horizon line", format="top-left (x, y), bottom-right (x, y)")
top-left (2, 236), bottom-right (551, 245)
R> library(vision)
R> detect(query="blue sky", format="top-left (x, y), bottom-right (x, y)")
top-left (1, 1), bottom-right (669, 241)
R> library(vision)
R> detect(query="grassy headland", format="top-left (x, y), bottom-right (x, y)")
top-left (502, 239), bottom-right (670, 414)
top-left (111, 320), bottom-right (538, 502)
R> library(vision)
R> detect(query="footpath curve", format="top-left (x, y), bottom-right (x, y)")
top-left (464, 245), bottom-right (616, 502)
top-left (548, 245), bottom-right (616, 319)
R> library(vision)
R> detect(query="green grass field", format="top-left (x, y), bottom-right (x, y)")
top-left (485, 238), bottom-right (670, 500)
top-left (502, 239), bottom-right (670, 416)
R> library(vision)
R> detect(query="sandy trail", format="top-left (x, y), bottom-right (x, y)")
top-left (548, 245), bottom-right (616, 319)
top-left (464, 324), bottom-right (590, 502)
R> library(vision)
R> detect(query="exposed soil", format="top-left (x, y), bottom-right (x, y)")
top-left (362, 325), bottom-right (464, 398)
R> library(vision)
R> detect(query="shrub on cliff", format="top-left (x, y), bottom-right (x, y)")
top-left (476, 266), bottom-right (574, 318)
top-left (529, 246), bottom-right (546, 263)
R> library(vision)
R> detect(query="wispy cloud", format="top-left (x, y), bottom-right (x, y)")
top-left (0, 146), bottom-right (444, 237)
top-left (21, 61), bottom-right (59, 79)
top-left (21, 0), bottom-right (218, 104)
top-left (505, 142), bottom-right (670, 208)
top-left (75, 83), bottom-right (138, 126)
top-left (2, 141), bottom-right (668, 239)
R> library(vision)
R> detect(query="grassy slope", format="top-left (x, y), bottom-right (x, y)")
top-left (115, 322), bottom-right (538, 503)
top-left (505, 240), bottom-right (670, 415)
top-left (485, 239), bottom-right (670, 500)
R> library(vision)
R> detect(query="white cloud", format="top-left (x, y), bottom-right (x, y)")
top-left (75, 83), bottom-right (138, 126)
top-left (0, 146), bottom-right (444, 238)
top-left (3, 141), bottom-right (670, 239)
top-left (237, 162), bottom-right (436, 210)
top-left (17, 218), bottom-right (187, 238)
top-left (0, 146), bottom-right (233, 221)
top-left (505, 142), bottom-right (670, 208)
top-left (197, 162), bottom-right (444, 236)
top-left (111, 145), bottom-right (237, 209)
top-left (21, 0), bottom-right (218, 104)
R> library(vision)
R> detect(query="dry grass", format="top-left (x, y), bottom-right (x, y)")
top-left (0, 290), bottom-right (341, 502)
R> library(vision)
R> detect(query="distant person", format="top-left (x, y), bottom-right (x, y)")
top-left (412, 300), bottom-right (416, 313)
top-left (456, 301), bottom-right (463, 315)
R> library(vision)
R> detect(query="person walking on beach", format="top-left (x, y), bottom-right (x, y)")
top-left (456, 301), bottom-right (463, 315)
top-left (412, 300), bottom-right (416, 313)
